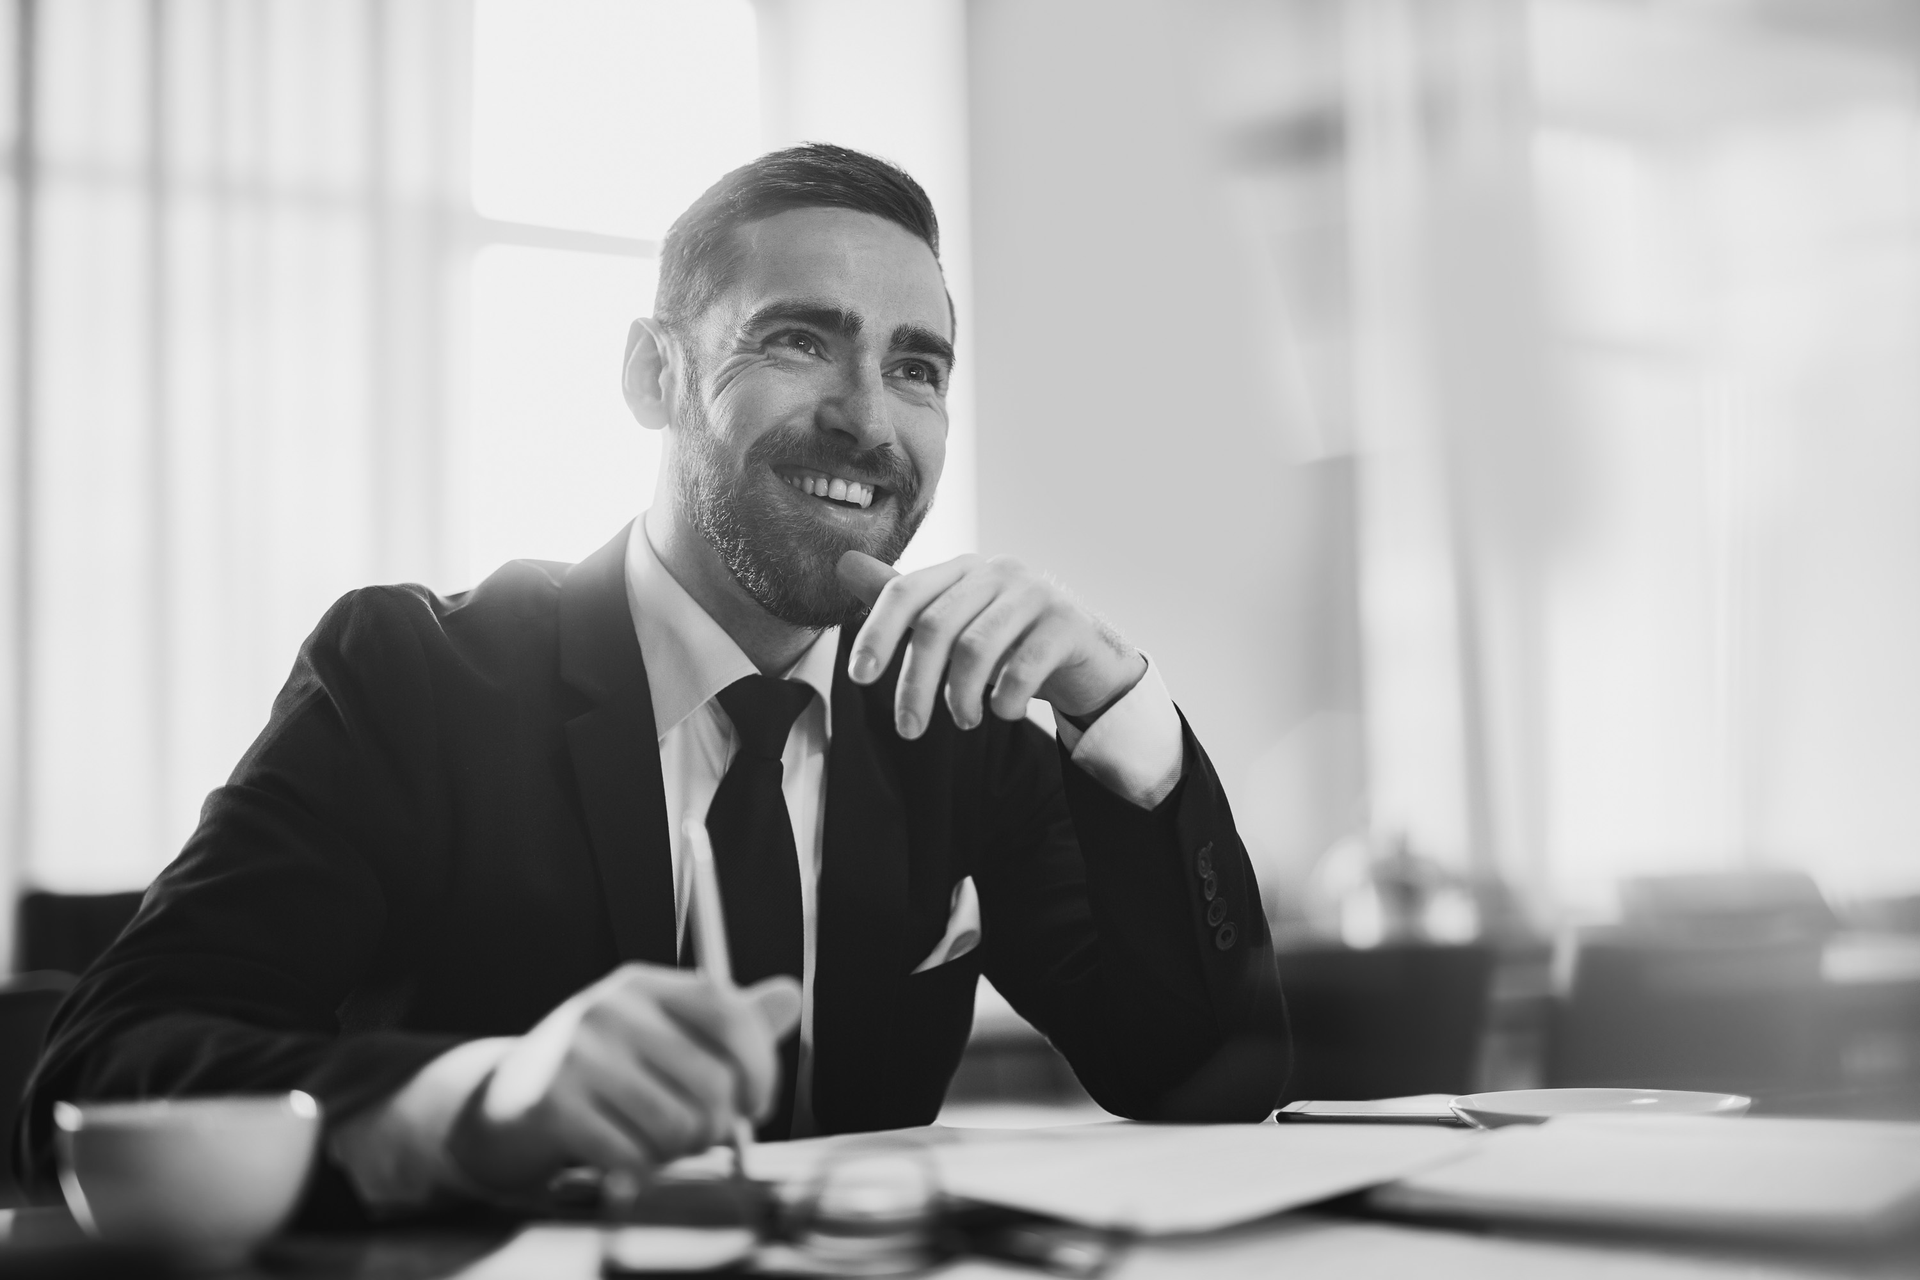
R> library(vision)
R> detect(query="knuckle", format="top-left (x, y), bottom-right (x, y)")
top-left (916, 611), bottom-right (956, 642)
top-left (873, 575), bottom-right (910, 607)
top-left (914, 616), bottom-right (959, 649)
top-left (1003, 649), bottom-right (1043, 684)
top-left (614, 962), bottom-right (662, 994)
top-left (579, 1000), bottom-right (620, 1034)
top-left (987, 554), bottom-right (1026, 575)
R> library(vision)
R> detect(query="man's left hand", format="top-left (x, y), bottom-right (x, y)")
top-left (838, 550), bottom-right (1147, 739)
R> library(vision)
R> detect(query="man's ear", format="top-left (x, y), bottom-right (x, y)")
top-left (622, 317), bottom-right (674, 430)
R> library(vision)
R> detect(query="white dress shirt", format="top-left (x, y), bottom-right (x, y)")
top-left (331, 517), bottom-right (1186, 1210)
top-left (625, 515), bottom-right (840, 1138)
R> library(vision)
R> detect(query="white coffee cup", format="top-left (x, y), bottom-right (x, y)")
top-left (54, 1092), bottom-right (322, 1267)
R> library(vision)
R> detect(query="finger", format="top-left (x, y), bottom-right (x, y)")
top-left (836, 550), bottom-right (898, 609)
top-left (945, 586), bottom-right (1050, 731)
top-left (542, 1089), bottom-right (656, 1178)
top-left (614, 964), bottom-right (773, 1059)
top-left (588, 988), bottom-right (741, 1131)
top-left (988, 617), bottom-right (1079, 721)
top-left (575, 1037), bottom-right (717, 1162)
top-left (894, 571), bottom-right (1004, 739)
top-left (746, 975), bottom-right (802, 1040)
top-left (649, 978), bottom-right (783, 1122)
top-left (847, 555), bottom-right (980, 685)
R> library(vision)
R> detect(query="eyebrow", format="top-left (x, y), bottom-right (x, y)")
top-left (740, 300), bottom-right (955, 368)
top-left (891, 324), bottom-right (956, 369)
top-left (740, 301), bottom-right (862, 340)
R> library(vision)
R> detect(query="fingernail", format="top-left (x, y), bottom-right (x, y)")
top-left (850, 650), bottom-right (879, 682)
top-left (897, 711), bottom-right (922, 739)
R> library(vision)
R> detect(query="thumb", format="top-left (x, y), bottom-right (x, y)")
top-left (745, 975), bottom-right (802, 1040)
top-left (836, 550), bottom-right (898, 609)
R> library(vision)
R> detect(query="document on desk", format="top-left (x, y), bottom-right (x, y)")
top-left (674, 1121), bottom-right (1479, 1236)
top-left (930, 1122), bottom-right (1478, 1233)
top-left (1372, 1115), bottom-right (1920, 1241)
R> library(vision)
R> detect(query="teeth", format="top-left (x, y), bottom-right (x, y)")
top-left (782, 471), bottom-right (876, 509)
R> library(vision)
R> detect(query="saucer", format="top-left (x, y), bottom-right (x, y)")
top-left (1450, 1088), bottom-right (1750, 1129)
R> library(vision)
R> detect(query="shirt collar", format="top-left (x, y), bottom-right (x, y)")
top-left (623, 516), bottom-right (838, 741)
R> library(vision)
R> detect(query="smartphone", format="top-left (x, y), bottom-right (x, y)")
top-left (1276, 1094), bottom-right (1468, 1125)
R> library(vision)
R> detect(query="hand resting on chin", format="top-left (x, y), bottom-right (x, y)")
top-left (837, 550), bottom-right (1148, 739)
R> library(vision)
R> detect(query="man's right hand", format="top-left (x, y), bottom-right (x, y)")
top-left (445, 964), bottom-right (801, 1195)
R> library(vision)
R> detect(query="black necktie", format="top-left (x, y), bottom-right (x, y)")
top-left (707, 674), bottom-right (815, 1138)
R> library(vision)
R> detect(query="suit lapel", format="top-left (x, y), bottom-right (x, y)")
top-left (559, 524), bottom-right (678, 966)
top-left (809, 633), bottom-right (913, 1131)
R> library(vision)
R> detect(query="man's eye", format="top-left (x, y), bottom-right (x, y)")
top-left (898, 361), bottom-right (939, 385)
top-left (776, 332), bottom-right (821, 355)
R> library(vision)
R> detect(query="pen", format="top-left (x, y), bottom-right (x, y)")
top-left (683, 817), bottom-right (755, 1182)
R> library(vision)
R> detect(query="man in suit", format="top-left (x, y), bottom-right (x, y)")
top-left (19, 144), bottom-right (1287, 1214)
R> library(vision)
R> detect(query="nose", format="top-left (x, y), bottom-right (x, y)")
top-left (821, 358), bottom-right (894, 453)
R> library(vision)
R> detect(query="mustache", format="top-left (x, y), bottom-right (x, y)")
top-left (744, 427), bottom-right (921, 504)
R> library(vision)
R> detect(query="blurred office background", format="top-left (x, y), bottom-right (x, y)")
top-left (1, 0), bottom-right (1918, 1124)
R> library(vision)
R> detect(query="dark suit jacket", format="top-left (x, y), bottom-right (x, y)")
top-left (17, 526), bottom-right (1287, 1212)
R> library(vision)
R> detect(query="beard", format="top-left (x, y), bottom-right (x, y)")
top-left (673, 391), bottom-right (931, 629)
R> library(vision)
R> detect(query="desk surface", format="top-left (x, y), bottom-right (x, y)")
top-left (6, 1203), bottom-right (1918, 1280)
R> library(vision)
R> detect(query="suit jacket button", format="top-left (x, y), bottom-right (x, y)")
top-left (1214, 922), bottom-right (1236, 950)
top-left (1206, 898), bottom-right (1228, 927)
top-left (1196, 842), bottom-right (1214, 877)
top-left (1202, 872), bottom-right (1218, 901)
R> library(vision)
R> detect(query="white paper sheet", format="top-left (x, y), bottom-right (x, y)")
top-left (928, 1122), bottom-right (1478, 1234)
top-left (1374, 1115), bottom-right (1920, 1241)
top-left (663, 1120), bottom-right (1479, 1236)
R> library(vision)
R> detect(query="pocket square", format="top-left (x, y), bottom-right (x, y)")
top-left (911, 875), bottom-right (980, 974)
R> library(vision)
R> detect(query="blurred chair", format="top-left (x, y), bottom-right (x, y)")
top-left (1548, 928), bottom-right (1826, 1098)
top-left (1276, 944), bottom-right (1496, 1100)
top-left (0, 970), bottom-right (77, 1206)
top-left (14, 890), bottom-right (146, 977)
top-left (1838, 892), bottom-right (1920, 935)
top-left (1619, 871), bottom-right (1837, 944)
top-left (1551, 872), bottom-right (1837, 1100)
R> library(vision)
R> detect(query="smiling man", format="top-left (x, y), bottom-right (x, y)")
top-left (18, 145), bottom-right (1288, 1215)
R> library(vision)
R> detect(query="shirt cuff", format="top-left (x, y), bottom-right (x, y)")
top-left (327, 1036), bottom-right (516, 1214)
top-left (1054, 653), bottom-right (1185, 810)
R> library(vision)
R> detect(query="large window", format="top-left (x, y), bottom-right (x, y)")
top-left (463, 0), bottom-right (759, 583)
top-left (1209, 0), bottom-right (1920, 918)
top-left (0, 0), bottom-right (767, 907)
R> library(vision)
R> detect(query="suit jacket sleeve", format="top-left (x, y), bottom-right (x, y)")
top-left (14, 587), bottom-right (468, 1208)
top-left (975, 711), bottom-right (1290, 1121)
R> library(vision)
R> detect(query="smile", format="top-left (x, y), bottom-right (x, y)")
top-left (776, 466), bottom-right (878, 510)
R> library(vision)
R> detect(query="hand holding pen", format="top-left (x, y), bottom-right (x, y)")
top-left (444, 835), bottom-right (801, 1198)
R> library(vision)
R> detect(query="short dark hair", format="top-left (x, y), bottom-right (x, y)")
top-left (653, 143), bottom-right (943, 335)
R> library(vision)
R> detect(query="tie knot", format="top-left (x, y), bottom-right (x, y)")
top-left (716, 675), bottom-right (815, 761)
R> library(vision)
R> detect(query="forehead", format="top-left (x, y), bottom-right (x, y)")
top-left (715, 206), bottom-right (951, 342)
